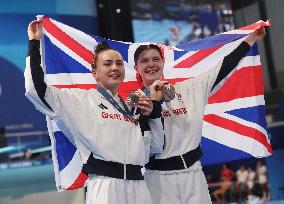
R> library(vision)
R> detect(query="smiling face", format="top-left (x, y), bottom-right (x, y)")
top-left (92, 49), bottom-right (125, 93)
top-left (135, 48), bottom-right (164, 87)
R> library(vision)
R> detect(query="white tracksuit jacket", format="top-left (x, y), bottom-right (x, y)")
top-left (24, 40), bottom-right (164, 204)
top-left (145, 40), bottom-right (251, 204)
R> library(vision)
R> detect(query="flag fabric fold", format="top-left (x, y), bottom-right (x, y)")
top-left (40, 16), bottom-right (271, 190)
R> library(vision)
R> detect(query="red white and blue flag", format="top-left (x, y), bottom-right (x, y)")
top-left (40, 16), bottom-right (272, 190)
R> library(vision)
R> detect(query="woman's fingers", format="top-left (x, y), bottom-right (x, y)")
top-left (139, 95), bottom-right (151, 101)
top-left (245, 26), bottom-right (266, 46)
top-left (138, 97), bottom-right (152, 108)
top-left (28, 20), bottom-right (42, 40)
top-left (138, 105), bottom-right (152, 116)
top-left (35, 22), bottom-right (41, 32)
top-left (137, 96), bottom-right (153, 116)
top-left (152, 80), bottom-right (168, 90)
top-left (28, 20), bottom-right (40, 31)
top-left (148, 80), bottom-right (169, 101)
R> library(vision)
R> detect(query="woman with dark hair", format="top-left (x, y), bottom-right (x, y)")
top-left (133, 28), bottom-right (266, 204)
top-left (25, 20), bottom-right (164, 204)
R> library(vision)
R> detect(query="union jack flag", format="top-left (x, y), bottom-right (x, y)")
top-left (40, 16), bottom-right (272, 190)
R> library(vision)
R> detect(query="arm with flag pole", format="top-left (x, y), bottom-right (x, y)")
top-left (24, 17), bottom-right (90, 157)
top-left (211, 26), bottom-right (266, 92)
top-left (201, 21), bottom-right (273, 165)
top-left (24, 17), bottom-right (92, 190)
top-left (179, 25), bottom-right (267, 98)
top-left (24, 17), bottom-right (86, 120)
top-left (174, 21), bottom-right (272, 165)
top-left (170, 20), bottom-right (270, 94)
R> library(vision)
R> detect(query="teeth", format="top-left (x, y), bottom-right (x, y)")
top-left (110, 74), bottom-right (119, 77)
top-left (147, 70), bottom-right (157, 73)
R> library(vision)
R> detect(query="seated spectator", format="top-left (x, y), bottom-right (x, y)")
top-left (248, 178), bottom-right (264, 204)
top-left (221, 163), bottom-right (233, 181)
top-left (212, 164), bottom-right (233, 203)
top-left (256, 160), bottom-right (270, 200)
top-left (236, 165), bottom-right (249, 202)
top-left (247, 167), bottom-right (256, 191)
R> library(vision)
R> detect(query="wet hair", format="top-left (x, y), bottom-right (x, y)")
top-left (134, 44), bottom-right (163, 65)
top-left (91, 41), bottom-right (120, 70)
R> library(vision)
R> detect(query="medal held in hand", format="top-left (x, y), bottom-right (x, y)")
top-left (126, 90), bottom-right (143, 107)
top-left (163, 84), bottom-right (175, 102)
top-left (126, 83), bottom-right (175, 107)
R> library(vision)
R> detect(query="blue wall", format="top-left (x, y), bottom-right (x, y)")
top-left (266, 149), bottom-right (284, 200)
top-left (0, 0), bottom-right (99, 143)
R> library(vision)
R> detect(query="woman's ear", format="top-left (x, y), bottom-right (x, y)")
top-left (92, 69), bottom-right (96, 77)
top-left (92, 69), bottom-right (99, 82)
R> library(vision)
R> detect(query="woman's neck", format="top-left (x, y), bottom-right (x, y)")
top-left (143, 81), bottom-right (153, 88)
top-left (109, 88), bottom-right (118, 96)
top-left (99, 84), bottom-right (118, 96)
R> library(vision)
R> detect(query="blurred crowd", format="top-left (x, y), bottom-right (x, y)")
top-left (131, 0), bottom-right (233, 20)
top-left (207, 161), bottom-right (270, 204)
top-left (131, 0), bottom-right (234, 45)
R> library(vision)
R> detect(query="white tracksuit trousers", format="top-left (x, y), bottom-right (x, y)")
top-left (86, 175), bottom-right (153, 204)
top-left (145, 161), bottom-right (212, 204)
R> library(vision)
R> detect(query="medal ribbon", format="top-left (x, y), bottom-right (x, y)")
top-left (97, 86), bottom-right (133, 117)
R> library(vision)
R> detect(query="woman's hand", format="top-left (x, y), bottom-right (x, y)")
top-left (137, 95), bottom-right (153, 116)
top-left (149, 80), bottom-right (168, 101)
top-left (244, 26), bottom-right (266, 47)
top-left (28, 20), bottom-right (42, 40)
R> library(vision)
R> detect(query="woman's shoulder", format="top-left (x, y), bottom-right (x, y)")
top-left (58, 87), bottom-right (99, 100)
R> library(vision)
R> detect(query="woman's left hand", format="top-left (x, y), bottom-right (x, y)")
top-left (137, 95), bottom-right (153, 116)
top-left (245, 26), bottom-right (266, 46)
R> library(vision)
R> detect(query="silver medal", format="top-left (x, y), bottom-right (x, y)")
top-left (126, 90), bottom-right (142, 107)
top-left (163, 84), bottom-right (175, 102)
